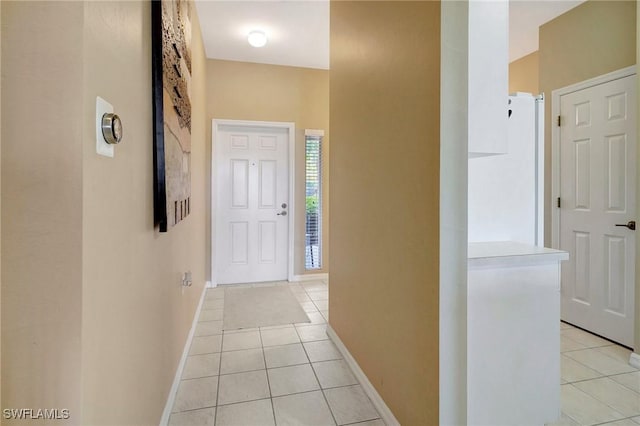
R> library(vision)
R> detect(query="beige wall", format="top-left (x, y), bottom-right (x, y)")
top-left (509, 51), bottom-right (539, 95)
top-left (330, 2), bottom-right (440, 423)
top-left (2, 3), bottom-right (85, 423)
top-left (539, 0), bottom-right (637, 246)
top-left (81, 2), bottom-right (208, 423)
top-left (2, 2), bottom-right (208, 424)
top-left (205, 59), bottom-right (330, 278)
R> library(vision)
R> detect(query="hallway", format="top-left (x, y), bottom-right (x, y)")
top-left (169, 282), bottom-right (640, 426)
top-left (168, 281), bottom-right (384, 426)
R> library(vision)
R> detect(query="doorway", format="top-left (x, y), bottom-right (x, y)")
top-left (212, 120), bottom-right (295, 285)
top-left (552, 67), bottom-right (637, 347)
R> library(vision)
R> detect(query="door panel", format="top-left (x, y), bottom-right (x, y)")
top-left (258, 221), bottom-right (277, 264)
top-left (216, 124), bottom-right (289, 284)
top-left (259, 160), bottom-right (277, 208)
top-left (572, 231), bottom-right (591, 304)
top-left (231, 222), bottom-right (249, 264)
top-left (231, 160), bottom-right (249, 208)
top-left (559, 74), bottom-right (636, 346)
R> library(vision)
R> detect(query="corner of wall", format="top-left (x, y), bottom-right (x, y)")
top-left (509, 51), bottom-right (540, 94)
top-left (440, 1), bottom-right (468, 423)
top-left (634, 0), bottom-right (640, 354)
top-left (0, 0), bottom-right (3, 409)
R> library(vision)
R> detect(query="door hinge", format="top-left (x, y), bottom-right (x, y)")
top-left (557, 197), bottom-right (561, 208)
top-left (557, 115), bottom-right (561, 127)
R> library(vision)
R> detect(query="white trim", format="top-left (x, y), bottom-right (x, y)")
top-left (551, 65), bottom-right (636, 249)
top-left (291, 273), bottom-right (329, 282)
top-left (211, 119), bottom-right (296, 284)
top-left (630, 352), bottom-right (640, 369)
top-left (305, 128), bottom-right (325, 137)
top-left (440, 2), bottom-right (468, 423)
top-left (205, 280), bottom-right (215, 289)
top-left (159, 284), bottom-right (209, 426)
top-left (326, 325), bottom-right (400, 426)
top-left (535, 94), bottom-right (545, 247)
top-left (211, 120), bottom-right (219, 286)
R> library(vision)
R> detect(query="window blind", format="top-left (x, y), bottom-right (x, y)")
top-left (305, 129), bottom-right (323, 270)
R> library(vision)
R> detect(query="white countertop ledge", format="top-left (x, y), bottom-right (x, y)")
top-left (468, 241), bottom-right (569, 268)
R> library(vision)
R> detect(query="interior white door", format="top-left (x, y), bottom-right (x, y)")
top-left (216, 124), bottom-right (289, 284)
top-left (559, 74), bottom-right (636, 346)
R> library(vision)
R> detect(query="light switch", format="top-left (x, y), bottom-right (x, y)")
top-left (96, 96), bottom-right (114, 157)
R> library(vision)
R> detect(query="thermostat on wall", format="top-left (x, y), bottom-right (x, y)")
top-left (101, 112), bottom-right (123, 145)
top-left (96, 96), bottom-right (116, 157)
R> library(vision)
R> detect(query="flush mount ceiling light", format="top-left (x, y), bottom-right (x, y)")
top-left (247, 30), bottom-right (267, 48)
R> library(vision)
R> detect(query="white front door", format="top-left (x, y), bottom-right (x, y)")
top-left (215, 123), bottom-right (291, 285)
top-left (559, 74), bottom-right (636, 346)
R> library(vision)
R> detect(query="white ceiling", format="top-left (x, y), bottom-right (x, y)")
top-left (194, 1), bottom-right (330, 70)
top-left (194, 0), bottom-right (586, 70)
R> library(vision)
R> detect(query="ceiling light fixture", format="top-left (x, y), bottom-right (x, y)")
top-left (247, 30), bottom-right (267, 48)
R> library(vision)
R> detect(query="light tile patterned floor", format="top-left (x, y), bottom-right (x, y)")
top-left (172, 281), bottom-right (640, 425)
top-left (169, 280), bottom-right (385, 426)
top-left (548, 322), bottom-right (640, 426)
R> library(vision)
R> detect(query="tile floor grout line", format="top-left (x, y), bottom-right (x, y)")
top-left (590, 414), bottom-right (640, 426)
top-left (590, 347), bottom-right (640, 366)
top-left (561, 353), bottom-right (619, 380)
top-left (167, 405), bottom-right (216, 415)
top-left (561, 345), bottom-right (606, 353)
top-left (214, 396), bottom-right (271, 409)
top-left (566, 381), bottom-right (631, 424)
top-left (258, 324), bottom-right (278, 426)
top-left (603, 377), bottom-right (640, 396)
top-left (342, 420), bottom-right (383, 426)
top-left (212, 287), bottom-right (225, 426)
top-left (295, 323), bottom-right (340, 426)
top-left (563, 376), bottom-right (606, 385)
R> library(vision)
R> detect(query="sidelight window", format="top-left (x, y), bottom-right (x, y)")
top-left (305, 129), bottom-right (323, 270)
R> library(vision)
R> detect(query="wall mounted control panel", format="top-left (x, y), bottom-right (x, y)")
top-left (96, 96), bottom-right (116, 157)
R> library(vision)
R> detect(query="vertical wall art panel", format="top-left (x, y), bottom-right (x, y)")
top-left (152, 0), bottom-right (192, 232)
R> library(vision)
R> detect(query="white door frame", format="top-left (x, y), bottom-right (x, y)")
top-left (211, 119), bottom-right (296, 286)
top-left (551, 65), bottom-right (637, 250)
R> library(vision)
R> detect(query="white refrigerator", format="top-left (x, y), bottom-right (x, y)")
top-left (468, 92), bottom-right (545, 246)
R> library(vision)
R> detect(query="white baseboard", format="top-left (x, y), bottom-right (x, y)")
top-left (292, 273), bottom-right (329, 282)
top-left (326, 325), bottom-right (399, 426)
top-left (206, 280), bottom-right (215, 288)
top-left (629, 352), bottom-right (640, 369)
top-left (159, 283), bottom-right (209, 426)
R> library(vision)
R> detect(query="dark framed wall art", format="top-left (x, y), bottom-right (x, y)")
top-left (152, 0), bottom-right (192, 232)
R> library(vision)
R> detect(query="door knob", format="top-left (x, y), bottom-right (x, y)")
top-left (615, 221), bottom-right (636, 231)
top-left (277, 211), bottom-right (287, 216)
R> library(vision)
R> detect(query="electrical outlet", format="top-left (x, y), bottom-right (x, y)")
top-left (182, 271), bottom-right (193, 287)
